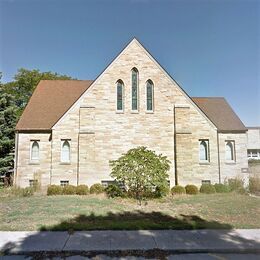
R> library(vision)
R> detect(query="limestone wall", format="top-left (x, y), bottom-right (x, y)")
top-left (218, 133), bottom-right (248, 184)
top-left (15, 133), bottom-right (51, 188)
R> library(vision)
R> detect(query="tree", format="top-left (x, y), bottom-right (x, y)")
top-left (110, 146), bottom-right (171, 204)
top-left (0, 75), bottom-right (18, 184)
top-left (3, 68), bottom-right (72, 115)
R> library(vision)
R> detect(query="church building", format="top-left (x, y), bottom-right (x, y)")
top-left (14, 38), bottom-right (248, 188)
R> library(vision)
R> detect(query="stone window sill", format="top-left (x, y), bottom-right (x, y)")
top-left (131, 110), bottom-right (139, 114)
top-left (145, 111), bottom-right (154, 114)
top-left (60, 162), bottom-right (71, 165)
top-left (29, 162), bottom-right (40, 165)
top-left (116, 110), bottom-right (124, 114)
top-left (199, 161), bottom-right (210, 165)
top-left (225, 161), bottom-right (236, 165)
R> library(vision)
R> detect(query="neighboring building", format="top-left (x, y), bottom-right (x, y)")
top-left (247, 127), bottom-right (260, 160)
top-left (14, 38), bottom-right (249, 188)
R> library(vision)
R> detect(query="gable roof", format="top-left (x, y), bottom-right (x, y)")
top-left (16, 80), bottom-right (93, 131)
top-left (192, 97), bottom-right (247, 132)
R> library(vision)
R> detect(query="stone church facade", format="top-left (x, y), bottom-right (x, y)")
top-left (14, 39), bottom-right (248, 188)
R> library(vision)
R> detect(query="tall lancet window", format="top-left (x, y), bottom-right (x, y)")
top-left (146, 80), bottom-right (154, 111)
top-left (116, 80), bottom-right (124, 111)
top-left (199, 140), bottom-right (209, 162)
top-left (31, 141), bottom-right (39, 161)
top-left (131, 68), bottom-right (138, 111)
top-left (61, 140), bottom-right (70, 163)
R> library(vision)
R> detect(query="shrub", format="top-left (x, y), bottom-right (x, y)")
top-left (21, 187), bottom-right (34, 197)
top-left (110, 146), bottom-right (170, 204)
top-left (90, 183), bottom-right (104, 194)
top-left (214, 183), bottom-right (230, 193)
top-left (154, 183), bottom-right (170, 198)
top-left (171, 185), bottom-right (186, 195)
top-left (200, 184), bottom-right (216, 194)
top-left (236, 187), bottom-right (247, 195)
top-left (185, 185), bottom-right (199, 195)
top-left (47, 185), bottom-right (63, 196)
top-left (228, 177), bottom-right (244, 192)
top-left (76, 185), bottom-right (89, 195)
top-left (105, 184), bottom-right (125, 198)
top-left (249, 175), bottom-right (260, 194)
top-left (63, 185), bottom-right (76, 195)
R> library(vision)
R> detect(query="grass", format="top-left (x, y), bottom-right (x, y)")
top-left (0, 188), bottom-right (259, 231)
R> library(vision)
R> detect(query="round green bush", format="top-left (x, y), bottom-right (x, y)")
top-left (200, 184), bottom-right (216, 194)
top-left (76, 185), bottom-right (89, 195)
top-left (90, 183), bottom-right (104, 194)
top-left (214, 183), bottom-right (230, 193)
top-left (171, 185), bottom-right (186, 195)
top-left (185, 184), bottom-right (199, 195)
top-left (47, 185), bottom-right (63, 196)
top-left (105, 184), bottom-right (125, 198)
top-left (154, 183), bottom-right (170, 198)
top-left (62, 185), bottom-right (76, 195)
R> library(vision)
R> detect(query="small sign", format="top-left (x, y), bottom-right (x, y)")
top-left (241, 168), bottom-right (249, 173)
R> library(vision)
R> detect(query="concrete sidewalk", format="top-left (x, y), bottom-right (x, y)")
top-left (0, 229), bottom-right (260, 254)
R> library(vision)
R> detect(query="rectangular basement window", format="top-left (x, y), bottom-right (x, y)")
top-left (201, 180), bottom-right (211, 185)
top-left (60, 180), bottom-right (69, 187)
top-left (29, 179), bottom-right (38, 187)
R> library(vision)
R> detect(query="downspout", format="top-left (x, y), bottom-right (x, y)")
top-left (173, 106), bottom-right (178, 185)
top-left (77, 108), bottom-right (81, 186)
top-left (14, 131), bottom-right (19, 186)
top-left (50, 131), bottom-right (53, 185)
top-left (217, 131), bottom-right (221, 183)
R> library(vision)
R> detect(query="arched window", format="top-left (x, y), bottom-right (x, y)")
top-left (116, 80), bottom-right (124, 111)
top-left (131, 68), bottom-right (138, 110)
top-left (146, 80), bottom-right (154, 111)
top-left (199, 140), bottom-right (209, 161)
top-left (225, 141), bottom-right (235, 161)
top-left (61, 140), bottom-right (70, 163)
top-left (31, 141), bottom-right (39, 161)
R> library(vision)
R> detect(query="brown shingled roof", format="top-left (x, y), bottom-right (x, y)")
top-left (192, 97), bottom-right (247, 132)
top-left (16, 80), bottom-right (93, 131)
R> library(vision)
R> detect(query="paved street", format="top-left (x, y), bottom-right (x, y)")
top-left (0, 229), bottom-right (259, 258)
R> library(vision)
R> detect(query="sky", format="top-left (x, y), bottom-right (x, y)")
top-left (0, 0), bottom-right (259, 126)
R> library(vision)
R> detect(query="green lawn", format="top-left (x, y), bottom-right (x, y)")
top-left (0, 190), bottom-right (259, 231)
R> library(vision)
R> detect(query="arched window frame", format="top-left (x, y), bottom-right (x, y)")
top-left (131, 68), bottom-right (139, 111)
top-left (30, 140), bottom-right (40, 161)
top-left (199, 139), bottom-right (209, 162)
top-left (146, 79), bottom-right (154, 112)
top-left (225, 140), bottom-right (235, 162)
top-left (116, 80), bottom-right (124, 112)
top-left (61, 139), bottom-right (71, 163)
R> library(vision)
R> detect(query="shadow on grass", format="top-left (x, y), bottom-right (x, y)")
top-left (1, 211), bottom-right (260, 258)
top-left (40, 211), bottom-right (232, 231)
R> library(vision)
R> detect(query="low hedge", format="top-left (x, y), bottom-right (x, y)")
top-left (228, 178), bottom-right (244, 192)
top-left (200, 184), bottom-right (216, 194)
top-left (47, 185), bottom-right (63, 196)
top-left (185, 184), bottom-right (199, 195)
top-left (90, 183), bottom-right (104, 194)
top-left (76, 185), bottom-right (89, 195)
top-left (105, 184), bottom-right (125, 198)
top-left (214, 183), bottom-right (230, 193)
top-left (171, 185), bottom-right (186, 195)
top-left (154, 183), bottom-right (170, 198)
top-left (63, 185), bottom-right (76, 195)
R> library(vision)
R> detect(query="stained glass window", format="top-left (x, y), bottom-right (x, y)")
top-left (132, 68), bottom-right (138, 110)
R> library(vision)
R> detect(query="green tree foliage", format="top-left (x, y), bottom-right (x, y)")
top-left (110, 146), bottom-right (170, 204)
top-left (0, 75), bottom-right (18, 178)
top-left (3, 68), bottom-right (72, 115)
